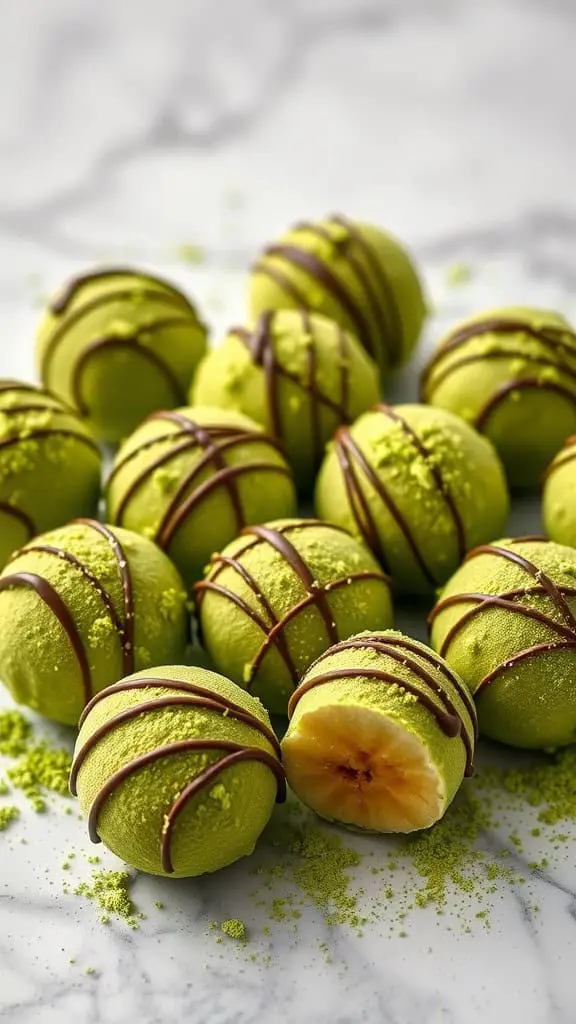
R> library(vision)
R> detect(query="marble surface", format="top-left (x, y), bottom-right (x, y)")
top-left (1, 1), bottom-right (576, 1022)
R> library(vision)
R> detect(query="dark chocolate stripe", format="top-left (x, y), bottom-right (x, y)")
top-left (77, 676), bottom-right (280, 751)
top-left (421, 317), bottom-right (576, 394)
top-left (421, 351), bottom-right (576, 400)
top-left (251, 259), bottom-right (312, 309)
top-left (0, 402), bottom-right (67, 417)
top-left (50, 267), bottom-right (197, 316)
top-left (475, 378), bottom-right (576, 431)
top-left (0, 504), bottom-right (35, 541)
top-left (542, 435), bottom-right (576, 483)
top-left (76, 520), bottom-right (135, 675)
top-left (333, 426), bottom-right (438, 586)
top-left (0, 381), bottom-right (44, 395)
top-left (0, 427), bottom-right (100, 458)
top-left (476, 640), bottom-right (576, 694)
top-left (83, 738), bottom-right (286, 873)
top-left (0, 572), bottom-right (91, 704)
top-left (377, 404), bottom-right (466, 564)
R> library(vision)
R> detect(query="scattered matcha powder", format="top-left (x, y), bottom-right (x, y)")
top-left (175, 243), bottom-right (206, 265)
top-left (445, 261), bottom-right (472, 286)
top-left (0, 805), bottom-right (19, 831)
top-left (0, 710), bottom-right (31, 757)
top-left (7, 743), bottom-right (72, 811)
top-left (73, 869), bottom-right (142, 929)
top-left (220, 919), bottom-right (248, 944)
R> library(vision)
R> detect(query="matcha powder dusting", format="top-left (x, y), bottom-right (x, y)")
top-left (7, 743), bottom-right (72, 812)
top-left (74, 869), bottom-right (142, 929)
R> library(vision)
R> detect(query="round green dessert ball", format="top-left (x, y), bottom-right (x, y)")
top-left (70, 665), bottom-right (285, 877)
top-left (543, 436), bottom-right (576, 547)
top-left (282, 630), bottom-right (477, 833)
top-left (248, 214), bottom-right (427, 376)
top-left (36, 266), bottom-right (208, 443)
top-left (429, 537), bottom-right (576, 749)
top-left (0, 520), bottom-right (188, 725)
top-left (106, 405), bottom-right (297, 587)
top-left (195, 518), bottom-right (393, 715)
top-left (192, 308), bottom-right (380, 490)
top-left (420, 307), bottom-right (576, 489)
top-left (0, 380), bottom-right (101, 569)
top-left (315, 403), bottom-right (510, 596)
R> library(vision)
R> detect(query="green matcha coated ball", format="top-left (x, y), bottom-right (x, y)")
top-left (429, 537), bottom-right (576, 749)
top-left (106, 405), bottom-right (297, 586)
top-left (543, 436), bottom-right (576, 547)
top-left (248, 214), bottom-right (427, 376)
top-left (36, 266), bottom-right (208, 443)
top-left (192, 308), bottom-right (380, 491)
top-left (195, 518), bottom-right (393, 715)
top-left (315, 403), bottom-right (510, 596)
top-left (420, 307), bottom-right (576, 489)
top-left (0, 380), bottom-right (101, 569)
top-left (0, 520), bottom-right (188, 725)
top-left (70, 666), bottom-right (285, 877)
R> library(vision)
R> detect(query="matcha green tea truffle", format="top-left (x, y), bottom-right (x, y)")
top-left (0, 380), bottom-right (101, 568)
top-left (429, 537), bottom-right (576, 749)
top-left (36, 267), bottom-right (208, 442)
top-left (420, 307), bottom-right (576, 489)
top-left (248, 214), bottom-right (427, 375)
top-left (106, 405), bottom-right (296, 586)
top-left (282, 630), bottom-right (477, 832)
top-left (70, 665), bottom-right (285, 877)
top-left (315, 403), bottom-right (509, 596)
top-left (195, 519), bottom-right (393, 715)
top-left (0, 520), bottom-right (188, 725)
top-left (192, 309), bottom-right (380, 489)
top-left (543, 436), bottom-right (576, 547)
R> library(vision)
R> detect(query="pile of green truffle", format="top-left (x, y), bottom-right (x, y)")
top-left (1, 219), bottom-right (575, 880)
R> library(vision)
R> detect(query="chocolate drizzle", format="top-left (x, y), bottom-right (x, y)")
top-left (75, 520), bottom-right (135, 675)
top-left (230, 308), bottom-right (351, 466)
top-left (0, 381), bottom-right (100, 459)
top-left (253, 216), bottom-right (403, 364)
top-left (542, 434), bottom-right (576, 483)
top-left (194, 520), bottom-right (387, 689)
top-left (0, 571), bottom-right (92, 704)
top-left (69, 675), bottom-right (285, 874)
top-left (332, 405), bottom-right (465, 586)
top-left (0, 503), bottom-right (35, 542)
top-left (288, 634), bottom-right (476, 776)
top-left (107, 410), bottom-right (292, 547)
top-left (429, 540), bottom-right (576, 695)
top-left (421, 317), bottom-right (576, 424)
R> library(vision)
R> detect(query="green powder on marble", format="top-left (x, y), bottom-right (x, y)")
top-left (220, 919), bottom-right (248, 943)
top-left (445, 262), bottom-right (472, 286)
top-left (7, 743), bottom-right (72, 811)
top-left (0, 805), bottom-right (19, 831)
top-left (175, 243), bottom-right (206, 265)
top-left (477, 748), bottom-right (576, 826)
top-left (0, 710), bottom-right (31, 757)
top-left (74, 869), bottom-right (142, 929)
top-left (0, 780), bottom-right (9, 796)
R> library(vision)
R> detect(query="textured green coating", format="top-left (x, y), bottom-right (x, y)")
top-left (248, 216), bottom-right (427, 375)
top-left (315, 404), bottom-right (509, 596)
top-left (0, 382), bottom-right (101, 568)
top-left (0, 522), bottom-right (188, 725)
top-left (421, 307), bottom-right (576, 489)
top-left (543, 437), bottom-right (576, 547)
top-left (192, 309), bottom-right (380, 490)
top-left (36, 268), bottom-right (208, 443)
top-left (430, 538), bottom-right (576, 749)
top-left (284, 630), bottom-right (476, 829)
top-left (197, 519), bottom-right (393, 715)
top-left (73, 666), bottom-right (280, 877)
top-left (106, 405), bottom-right (297, 586)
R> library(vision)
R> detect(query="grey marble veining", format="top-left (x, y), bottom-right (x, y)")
top-left (1, 1), bottom-right (576, 1022)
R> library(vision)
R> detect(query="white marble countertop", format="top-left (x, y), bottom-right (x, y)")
top-left (1, 2), bottom-right (576, 1022)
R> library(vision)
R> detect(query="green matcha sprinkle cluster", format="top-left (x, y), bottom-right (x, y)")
top-left (0, 710), bottom-right (31, 757)
top-left (74, 869), bottom-right (142, 929)
top-left (220, 919), bottom-right (248, 943)
top-left (0, 805), bottom-right (19, 831)
top-left (7, 743), bottom-right (72, 812)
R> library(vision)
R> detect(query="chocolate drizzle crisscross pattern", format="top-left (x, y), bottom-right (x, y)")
top-left (332, 405), bottom-right (466, 586)
top-left (230, 307), bottom-right (351, 465)
top-left (542, 434), bottom-right (576, 483)
top-left (288, 634), bottom-right (476, 776)
top-left (194, 520), bottom-right (388, 690)
top-left (0, 381), bottom-right (100, 462)
top-left (107, 410), bottom-right (293, 547)
top-left (0, 519), bottom-right (137, 705)
top-left (41, 268), bottom-right (206, 411)
top-left (420, 317), bottom-right (576, 429)
top-left (252, 215), bottom-right (403, 365)
top-left (69, 675), bottom-right (286, 874)
top-left (429, 539), bottom-right (576, 695)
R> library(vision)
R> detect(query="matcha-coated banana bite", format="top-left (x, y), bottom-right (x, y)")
top-left (0, 380), bottom-right (101, 568)
top-left (192, 309), bottom-right (380, 490)
top-left (429, 537), bottom-right (576, 749)
top-left (282, 631), bottom-right (477, 833)
top-left (106, 406), bottom-right (297, 587)
top-left (36, 266), bottom-right (208, 443)
top-left (0, 520), bottom-right (188, 725)
top-left (248, 214), bottom-right (427, 375)
top-left (542, 436), bottom-right (576, 548)
top-left (195, 519), bottom-right (393, 715)
top-left (421, 307), bottom-right (576, 489)
top-left (315, 403), bottom-right (509, 595)
top-left (71, 666), bottom-right (285, 877)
